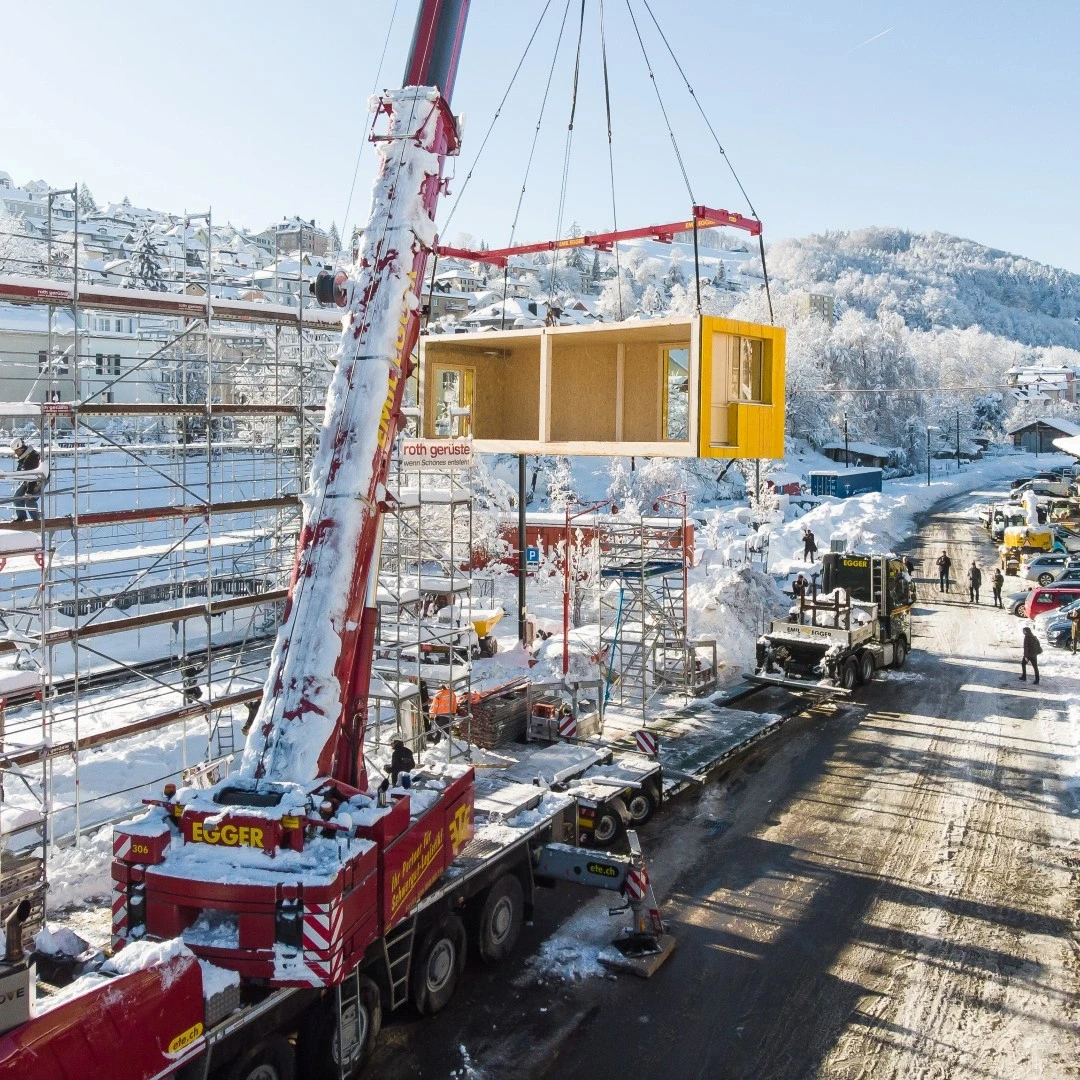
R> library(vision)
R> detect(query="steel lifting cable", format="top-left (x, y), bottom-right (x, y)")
top-left (439, 0), bottom-right (556, 240)
top-left (598, 0), bottom-right (624, 319)
top-left (637, 0), bottom-right (774, 323)
top-left (340, 0), bottom-right (402, 249)
top-left (548, 0), bottom-right (588, 299)
top-left (623, 0), bottom-right (696, 206)
top-left (501, 0), bottom-right (574, 325)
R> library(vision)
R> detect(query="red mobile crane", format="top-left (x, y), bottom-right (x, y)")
top-left (0, 4), bottom-right (673, 1078)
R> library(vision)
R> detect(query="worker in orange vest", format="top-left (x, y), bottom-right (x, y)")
top-left (430, 686), bottom-right (459, 717)
top-left (429, 685), bottom-right (458, 742)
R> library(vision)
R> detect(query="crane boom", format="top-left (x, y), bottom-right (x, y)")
top-left (240, 0), bottom-right (469, 793)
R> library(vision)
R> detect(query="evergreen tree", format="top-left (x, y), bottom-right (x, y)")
top-left (78, 185), bottom-right (98, 216)
top-left (124, 223), bottom-right (166, 291)
top-left (711, 259), bottom-right (726, 287)
top-left (327, 221), bottom-right (341, 254)
top-left (589, 250), bottom-right (601, 290)
top-left (349, 225), bottom-right (361, 253)
top-left (121, 195), bottom-right (132, 208)
top-left (664, 250), bottom-right (687, 292)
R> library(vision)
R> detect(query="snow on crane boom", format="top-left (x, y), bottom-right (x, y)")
top-left (243, 0), bottom-right (469, 792)
top-left (108, 0), bottom-right (477, 992)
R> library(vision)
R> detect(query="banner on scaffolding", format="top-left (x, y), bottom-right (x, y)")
top-left (401, 438), bottom-right (473, 470)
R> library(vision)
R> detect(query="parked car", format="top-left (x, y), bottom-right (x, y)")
top-left (1008, 590), bottom-right (1031, 617)
top-left (1013, 481), bottom-right (1073, 498)
top-left (1019, 553), bottom-right (1080, 585)
top-left (1023, 583), bottom-right (1080, 619)
top-left (1045, 614), bottom-right (1078, 648)
top-left (1010, 476), bottom-right (1034, 490)
top-left (1037, 595), bottom-right (1080, 639)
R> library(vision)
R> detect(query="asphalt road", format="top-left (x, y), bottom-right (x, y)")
top-left (368, 483), bottom-right (1080, 1080)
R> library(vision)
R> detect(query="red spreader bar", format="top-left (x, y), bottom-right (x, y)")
top-left (435, 204), bottom-right (760, 267)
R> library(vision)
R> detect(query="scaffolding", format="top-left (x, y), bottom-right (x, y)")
top-left (0, 192), bottom-right (341, 929)
top-left (598, 517), bottom-right (716, 721)
top-left (369, 442), bottom-right (476, 763)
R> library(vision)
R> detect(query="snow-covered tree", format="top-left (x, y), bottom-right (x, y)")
top-left (124, 223), bottom-right (166, 291)
top-left (597, 268), bottom-right (636, 320)
top-left (711, 259), bottom-right (726, 287)
top-left (0, 212), bottom-right (43, 274)
top-left (78, 185), bottom-right (98, 216)
top-left (327, 221), bottom-right (341, 254)
top-left (638, 282), bottom-right (664, 315)
top-left (664, 251), bottom-right (687, 293)
top-left (546, 456), bottom-right (578, 511)
top-left (120, 195), bottom-right (132, 208)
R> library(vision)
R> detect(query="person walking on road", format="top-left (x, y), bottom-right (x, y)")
top-left (936, 550), bottom-right (952, 593)
top-left (967, 561), bottom-right (982, 604)
top-left (802, 528), bottom-right (818, 563)
top-left (1070, 608), bottom-right (1080, 654)
top-left (991, 567), bottom-right (1005, 608)
top-left (1020, 626), bottom-right (1041, 684)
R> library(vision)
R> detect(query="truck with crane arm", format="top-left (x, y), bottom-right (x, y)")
top-left (0, 4), bottom-right (673, 1077)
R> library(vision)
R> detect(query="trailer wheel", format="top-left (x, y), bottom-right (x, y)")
top-left (839, 658), bottom-right (859, 691)
top-left (412, 916), bottom-right (466, 1015)
top-left (892, 636), bottom-right (908, 669)
top-left (226, 1034), bottom-right (295, 1080)
top-left (627, 786), bottom-right (658, 826)
top-left (474, 873), bottom-right (524, 963)
top-left (296, 977), bottom-right (381, 1080)
top-left (858, 651), bottom-right (875, 685)
top-left (592, 806), bottom-right (623, 847)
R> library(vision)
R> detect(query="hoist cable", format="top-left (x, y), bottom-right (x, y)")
top-left (503, 0), bottom-right (574, 316)
top-left (640, 0), bottom-right (759, 220)
top-left (439, 0), bottom-right (555, 238)
top-left (598, 0), bottom-right (624, 319)
top-left (624, 0), bottom-right (696, 205)
top-left (548, 0), bottom-right (588, 299)
top-left (340, 0), bottom-right (401, 251)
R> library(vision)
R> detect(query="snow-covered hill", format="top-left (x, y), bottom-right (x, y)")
top-left (759, 227), bottom-right (1080, 350)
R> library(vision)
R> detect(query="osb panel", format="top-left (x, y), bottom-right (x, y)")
top-left (549, 339), bottom-right (618, 442)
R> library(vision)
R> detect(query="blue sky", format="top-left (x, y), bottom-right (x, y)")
top-left (2, 1), bottom-right (1077, 270)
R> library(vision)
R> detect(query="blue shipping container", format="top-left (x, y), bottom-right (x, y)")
top-left (808, 468), bottom-right (883, 499)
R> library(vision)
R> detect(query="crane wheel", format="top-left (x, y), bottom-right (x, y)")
top-left (226, 1034), bottom-right (295, 1080)
top-left (839, 658), bottom-right (859, 691)
top-left (473, 873), bottom-right (524, 963)
top-left (412, 915), bottom-right (467, 1015)
top-left (296, 976), bottom-right (381, 1080)
top-left (892, 636), bottom-right (908, 668)
top-left (858, 651), bottom-right (875, 685)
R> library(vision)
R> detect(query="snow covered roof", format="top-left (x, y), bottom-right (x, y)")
top-left (1052, 435), bottom-right (1080, 459)
top-left (821, 440), bottom-right (898, 458)
top-left (1007, 417), bottom-right (1080, 437)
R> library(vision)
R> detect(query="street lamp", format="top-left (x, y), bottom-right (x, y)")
top-left (926, 425), bottom-right (941, 486)
top-left (562, 498), bottom-right (612, 675)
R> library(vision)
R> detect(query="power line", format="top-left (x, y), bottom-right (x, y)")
top-left (790, 384), bottom-right (1015, 395)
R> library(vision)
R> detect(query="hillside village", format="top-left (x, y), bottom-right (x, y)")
top-left (4, 168), bottom-right (1080, 490)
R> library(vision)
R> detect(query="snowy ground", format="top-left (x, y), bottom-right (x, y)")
top-left (18, 451), bottom-right (1059, 938)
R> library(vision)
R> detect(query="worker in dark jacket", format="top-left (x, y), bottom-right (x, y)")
top-left (10, 438), bottom-right (43, 522)
top-left (967, 562), bottom-right (982, 604)
top-left (991, 568), bottom-right (1005, 608)
top-left (802, 528), bottom-right (818, 563)
top-left (936, 550), bottom-right (952, 593)
top-left (389, 738), bottom-right (415, 786)
top-left (791, 573), bottom-right (809, 601)
top-left (1020, 626), bottom-right (1041, 684)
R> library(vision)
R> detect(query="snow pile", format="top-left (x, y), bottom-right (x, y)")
top-left (241, 87), bottom-right (446, 787)
top-left (46, 827), bottom-right (113, 910)
top-left (519, 894), bottom-right (614, 984)
top-left (105, 936), bottom-right (190, 976)
top-left (687, 564), bottom-right (788, 677)
top-left (766, 456), bottom-right (1045, 580)
top-left (198, 958), bottom-right (240, 998)
top-left (34, 924), bottom-right (90, 959)
top-left (532, 624), bottom-right (604, 681)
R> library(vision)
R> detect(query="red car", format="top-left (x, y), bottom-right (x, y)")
top-left (1023, 584), bottom-right (1080, 619)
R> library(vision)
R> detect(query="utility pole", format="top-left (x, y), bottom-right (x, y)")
top-left (956, 409), bottom-right (961, 470)
top-left (843, 413), bottom-right (849, 468)
top-left (517, 454), bottom-right (527, 643)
